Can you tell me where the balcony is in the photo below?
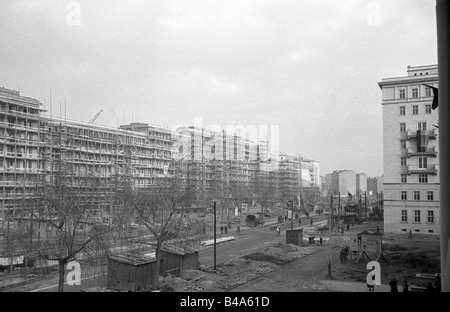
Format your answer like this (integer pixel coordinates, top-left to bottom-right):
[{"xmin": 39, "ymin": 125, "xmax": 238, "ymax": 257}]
[
  {"xmin": 407, "ymin": 146, "xmax": 438, "ymax": 157},
  {"xmin": 408, "ymin": 164, "xmax": 439, "ymax": 175},
  {"xmin": 407, "ymin": 128, "xmax": 438, "ymax": 140}
]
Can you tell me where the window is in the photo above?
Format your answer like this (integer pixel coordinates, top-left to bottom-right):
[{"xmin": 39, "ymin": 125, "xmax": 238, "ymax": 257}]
[
  {"xmin": 399, "ymin": 90, "xmax": 406, "ymax": 99},
  {"xmin": 401, "ymin": 140, "xmax": 407, "ymax": 150},
  {"xmin": 401, "ymin": 174, "xmax": 407, "ymax": 184},
  {"xmin": 400, "ymin": 123, "xmax": 406, "ymax": 132},
  {"xmin": 419, "ymin": 157, "xmax": 428, "ymax": 169},
  {"xmin": 414, "ymin": 191, "xmax": 420, "ymax": 201},
  {"xmin": 401, "ymin": 191, "xmax": 407, "ymax": 200},
  {"xmin": 400, "ymin": 106, "xmax": 406, "ymax": 116},
  {"xmin": 414, "ymin": 210, "xmax": 421, "ymax": 223},
  {"xmin": 427, "ymin": 211, "xmax": 434, "ymax": 224},
  {"xmin": 428, "ymin": 191, "xmax": 434, "ymax": 201},
  {"xmin": 401, "ymin": 210, "xmax": 408, "ymax": 223},
  {"xmin": 426, "ymin": 104, "xmax": 432, "ymax": 114},
  {"xmin": 418, "ymin": 122, "xmax": 427, "ymax": 131},
  {"xmin": 419, "ymin": 174, "xmax": 429, "ymax": 184},
  {"xmin": 425, "ymin": 87, "xmax": 432, "ymax": 97},
  {"xmin": 412, "ymin": 88, "xmax": 419, "ymax": 98},
  {"xmin": 413, "ymin": 105, "xmax": 419, "ymax": 115},
  {"xmin": 401, "ymin": 157, "xmax": 407, "ymax": 166}
]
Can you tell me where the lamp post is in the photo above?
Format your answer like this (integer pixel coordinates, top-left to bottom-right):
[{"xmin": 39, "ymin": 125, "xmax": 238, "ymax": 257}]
[{"xmin": 214, "ymin": 201, "xmax": 217, "ymax": 271}]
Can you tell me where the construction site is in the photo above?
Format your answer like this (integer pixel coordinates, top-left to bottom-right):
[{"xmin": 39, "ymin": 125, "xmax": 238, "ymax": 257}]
[{"xmin": 0, "ymin": 86, "xmax": 321, "ymax": 290}]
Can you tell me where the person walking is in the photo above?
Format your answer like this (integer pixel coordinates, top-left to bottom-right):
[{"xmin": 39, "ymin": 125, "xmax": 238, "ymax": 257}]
[
  {"xmin": 298, "ymin": 218, "xmax": 301, "ymax": 225},
  {"xmin": 220, "ymin": 225, "xmax": 223, "ymax": 234},
  {"xmin": 409, "ymin": 230, "xmax": 412, "ymax": 239},
  {"xmin": 402, "ymin": 276, "xmax": 409, "ymax": 292},
  {"xmin": 236, "ymin": 225, "xmax": 241, "ymax": 235},
  {"xmin": 310, "ymin": 218, "xmax": 313, "ymax": 226},
  {"xmin": 346, "ymin": 223, "xmax": 350, "ymax": 231},
  {"xmin": 276, "ymin": 226, "xmax": 281, "ymax": 236},
  {"xmin": 389, "ymin": 279, "xmax": 398, "ymax": 292},
  {"xmin": 319, "ymin": 237, "xmax": 323, "ymax": 245}
]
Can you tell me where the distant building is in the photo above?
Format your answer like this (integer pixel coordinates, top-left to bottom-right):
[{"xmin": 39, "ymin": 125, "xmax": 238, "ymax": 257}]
[
  {"xmin": 379, "ymin": 64, "xmax": 439, "ymax": 235},
  {"xmin": 356, "ymin": 173, "xmax": 368, "ymax": 196},
  {"xmin": 330, "ymin": 170, "xmax": 357, "ymax": 196}
]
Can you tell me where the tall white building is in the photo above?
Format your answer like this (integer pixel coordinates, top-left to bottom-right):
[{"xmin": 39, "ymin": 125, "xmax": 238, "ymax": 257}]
[{"xmin": 379, "ymin": 65, "xmax": 440, "ymax": 235}]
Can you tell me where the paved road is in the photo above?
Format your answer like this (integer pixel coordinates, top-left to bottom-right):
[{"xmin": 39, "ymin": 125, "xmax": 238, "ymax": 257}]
[{"xmin": 3, "ymin": 213, "xmax": 327, "ymax": 292}]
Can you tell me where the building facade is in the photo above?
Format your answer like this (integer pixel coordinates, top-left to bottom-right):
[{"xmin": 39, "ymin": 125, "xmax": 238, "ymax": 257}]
[{"xmin": 379, "ymin": 65, "xmax": 439, "ymax": 235}]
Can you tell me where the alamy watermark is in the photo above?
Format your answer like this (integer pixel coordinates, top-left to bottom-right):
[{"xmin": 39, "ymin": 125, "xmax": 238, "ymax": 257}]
[
  {"xmin": 366, "ymin": 261, "xmax": 381, "ymax": 286},
  {"xmin": 67, "ymin": 1, "xmax": 81, "ymax": 26},
  {"xmin": 66, "ymin": 260, "xmax": 82, "ymax": 286}
]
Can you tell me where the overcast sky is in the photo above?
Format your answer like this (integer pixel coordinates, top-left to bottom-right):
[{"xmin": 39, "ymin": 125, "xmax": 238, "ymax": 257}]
[{"xmin": 0, "ymin": 0, "xmax": 437, "ymax": 177}]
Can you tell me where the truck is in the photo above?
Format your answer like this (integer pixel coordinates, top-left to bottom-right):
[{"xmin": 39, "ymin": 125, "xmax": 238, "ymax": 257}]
[{"xmin": 245, "ymin": 213, "xmax": 265, "ymax": 227}]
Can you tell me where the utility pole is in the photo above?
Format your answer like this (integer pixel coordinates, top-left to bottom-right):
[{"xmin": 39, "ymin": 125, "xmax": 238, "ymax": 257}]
[
  {"xmin": 437, "ymin": 0, "xmax": 450, "ymax": 291},
  {"xmin": 327, "ymin": 194, "xmax": 333, "ymax": 278},
  {"xmin": 338, "ymin": 192, "xmax": 341, "ymax": 230},
  {"xmin": 359, "ymin": 194, "xmax": 362, "ymax": 223},
  {"xmin": 214, "ymin": 201, "xmax": 217, "ymax": 271},
  {"xmin": 365, "ymin": 191, "xmax": 367, "ymax": 221}
]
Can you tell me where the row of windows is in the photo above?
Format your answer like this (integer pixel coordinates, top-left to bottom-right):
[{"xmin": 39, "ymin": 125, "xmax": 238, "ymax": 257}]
[
  {"xmin": 401, "ymin": 209, "xmax": 434, "ymax": 224},
  {"xmin": 399, "ymin": 104, "xmax": 433, "ymax": 116},
  {"xmin": 398, "ymin": 87, "xmax": 432, "ymax": 100},
  {"xmin": 399, "ymin": 122, "xmax": 428, "ymax": 132},
  {"xmin": 400, "ymin": 174, "xmax": 429, "ymax": 183},
  {"xmin": 400, "ymin": 190, "xmax": 434, "ymax": 201}
]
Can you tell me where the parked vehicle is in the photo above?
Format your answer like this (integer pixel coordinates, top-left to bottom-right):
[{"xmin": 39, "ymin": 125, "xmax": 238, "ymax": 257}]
[{"xmin": 245, "ymin": 213, "xmax": 265, "ymax": 227}]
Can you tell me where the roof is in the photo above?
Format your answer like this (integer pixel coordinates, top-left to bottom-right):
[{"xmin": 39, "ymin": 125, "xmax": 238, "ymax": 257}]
[
  {"xmin": 109, "ymin": 254, "xmax": 156, "ymax": 266},
  {"xmin": 161, "ymin": 245, "xmax": 199, "ymax": 256}
]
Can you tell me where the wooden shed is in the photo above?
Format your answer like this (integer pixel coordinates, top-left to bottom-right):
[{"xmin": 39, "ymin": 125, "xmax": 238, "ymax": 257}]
[
  {"xmin": 160, "ymin": 246, "xmax": 199, "ymax": 277},
  {"xmin": 107, "ymin": 254, "xmax": 157, "ymax": 292},
  {"xmin": 285, "ymin": 228, "xmax": 303, "ymax": 246}
]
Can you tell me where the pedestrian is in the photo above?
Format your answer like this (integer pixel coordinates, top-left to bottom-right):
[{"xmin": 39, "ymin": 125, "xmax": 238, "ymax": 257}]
[
  {"xmin": 320, "ymin": 237, "xmax": 323, "ymax": 245},
  {"xmin": 340, "ymin": 249, "xmax": 345, "ymax": 264},
  {"xmin": 203, "ymin": 225, "xmax": 206, "ymax": 234},
  {"xmin": 220, "ymin": 225, "xmax": 223, "ymax": 234},
  {"xmin": 277, "ymin": 226, "xmax": 281, "ymax": 236},
  {"xmin": 389, "ymin": 279, "xmax": 398, "ymax": 292},
  {"xmin": 298, "ymin": 218, "xmax": 301, "ymax": 225},
  {"xmin": 426, "ymin": 282, "xmax": 435, "ymax": 292},
  {"xmin": 224, "ymin": 225, "xmax": 228, "ymax": 234},
  {"xmin": 285, "ymin": 215, "xmax": 287, "ymax": 221},
  {"xmin": 367, "ymin": 283, "xmax": 375, "ymax": 292},
  {"xmin": 341, "ymin": 226, "xmax": 344, "ymax": 235},
  {"xmin": 377, "ymin": 225, "xmax": 380, "ymax": 233},
  {"xmin": 402, "ymin": 276, "xmax": 409, "ymax": 292},
  {"xmin": 310, "ymin": 218, "xmax": 313, "ymax": 225},
  {"xmin": 409, "ymin": 230, "xmax": 412, "ymax": 239},
  {"xmin": 236, "ymin": 225, "xmax": 240, "ymax": 234},
  {"xmin": 347, "ymin": 223, "xmax": 350, "ymax": 231},
  {"xmin": 435, "ymin": 274, "xmax": 441, "ymax": 292}
]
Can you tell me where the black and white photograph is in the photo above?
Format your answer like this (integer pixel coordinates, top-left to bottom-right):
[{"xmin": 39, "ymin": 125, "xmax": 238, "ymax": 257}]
[{"xmin": 0, "ymin": 0, "xmax": 448, "ymax": 300}]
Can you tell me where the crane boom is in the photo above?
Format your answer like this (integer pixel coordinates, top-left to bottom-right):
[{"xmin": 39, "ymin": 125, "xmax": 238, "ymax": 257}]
[{"xmin": 89, "ymin": 110, "xmax": 103, "ymax": 124}]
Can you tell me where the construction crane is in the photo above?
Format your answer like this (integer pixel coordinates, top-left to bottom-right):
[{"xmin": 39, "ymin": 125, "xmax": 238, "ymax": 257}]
[{"xmin": 89, "ymin": 110, "xmax": 103, "ymax": 124}]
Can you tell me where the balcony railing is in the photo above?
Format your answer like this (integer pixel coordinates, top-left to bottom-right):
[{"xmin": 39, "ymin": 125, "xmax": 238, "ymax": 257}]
[
  {"xmin": 407, "ymin": 146, "xmax": 438, "ymax": 157},
  {"xmin": 408, "ymin": 164, "xmax": 439, "ymax": 175},
  {"xmin": 407, "ymin": 128, "xmax": 438, "ymax": 140}
]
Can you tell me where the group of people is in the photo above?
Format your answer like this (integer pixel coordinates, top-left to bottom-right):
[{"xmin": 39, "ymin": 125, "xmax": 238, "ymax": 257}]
[{"xmin": 220, "ymin": 222, "xmax": 232, "ymax": 234}]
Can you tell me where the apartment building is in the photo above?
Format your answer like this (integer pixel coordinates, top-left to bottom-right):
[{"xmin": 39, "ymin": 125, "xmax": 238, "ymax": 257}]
[
  {"xmin": 0, "ymin": 88, "xmax": 177, "ymax": 221},
  {"xmin": 379, "ymin": 65, "xmax": 439, "ymax": 235},
  {"xmin": 0, "ymin": 87, "xmax": 41, "ymax": 219}
]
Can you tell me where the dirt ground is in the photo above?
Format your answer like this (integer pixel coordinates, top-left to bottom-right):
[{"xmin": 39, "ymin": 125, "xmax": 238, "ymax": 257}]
[
  {"xmin": 328, "ymin": 221, "xmax": 440, "ymax": 288},
  {"xmin": 159, "ymin": 220, "xmax": 441, "ymax": 292},
  {"xmin": 158, "ymin": 242, "xmax": 316, "ymax": 292}
]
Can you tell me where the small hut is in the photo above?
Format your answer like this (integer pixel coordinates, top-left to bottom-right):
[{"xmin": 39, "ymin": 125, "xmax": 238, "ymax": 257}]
[
  {"xmin": 285, "ymin": 228, "xmax": 303, "ymax": 246},
  {"xmin": 107, "ymin": 254, "xmax": 157, "ymax": 292},
  {"xmin": 160, "ymin": 245, "xmax": 199, "ymax": 277}
]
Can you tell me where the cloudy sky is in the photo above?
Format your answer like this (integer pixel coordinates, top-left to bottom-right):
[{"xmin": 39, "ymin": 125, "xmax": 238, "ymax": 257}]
[{"xmin": 0, "ymin": 0, "xmax": 437, "ymax": 177}]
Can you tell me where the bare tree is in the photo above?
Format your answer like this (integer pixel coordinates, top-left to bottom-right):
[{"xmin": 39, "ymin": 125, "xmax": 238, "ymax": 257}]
[
  {"xmin": 28, "ymin": 174, "xmax": 121, "ymax": 292},
  {"xmin": 126, "ymin": 160, "xmax": 198, "ymax": 290}
]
